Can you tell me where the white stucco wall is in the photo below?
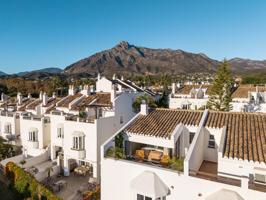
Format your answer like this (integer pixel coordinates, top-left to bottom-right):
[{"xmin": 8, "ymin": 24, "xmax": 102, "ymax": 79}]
[{"xmin": 101, "ymin": 158, "xmax": 266, "ymax": 200}]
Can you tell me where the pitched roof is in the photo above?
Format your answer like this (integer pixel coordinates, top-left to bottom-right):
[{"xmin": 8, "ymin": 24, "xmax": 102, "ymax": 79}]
[
  {"xmin": 232, "ymin": 85, "xmax": 266, "ymax": 98},
  {"xmin": 125, "ymin": 109, "xmax": 203, "ymax": 138},
  {"xmin": 57, "ymin": 93, "xmax": 83, "ymax": 108},
  {"xmin": 205, "ymin": 111, "xmax": 266, "ymax": 163},
  {"xmin": 176, "ymin": 85, "xmax": 212, "ymax": 95},
  {"xmin": 71, "ymin": 93, "xmax": 112, "ymax": 111}
]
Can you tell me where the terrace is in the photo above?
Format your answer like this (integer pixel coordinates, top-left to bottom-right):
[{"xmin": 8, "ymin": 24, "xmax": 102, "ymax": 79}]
[{"xmin": 105, "ymin": 139, "xmax": 184, "ymax": 172}]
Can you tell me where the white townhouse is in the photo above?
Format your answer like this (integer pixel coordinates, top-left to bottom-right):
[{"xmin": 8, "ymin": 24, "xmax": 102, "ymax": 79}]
[
  {"xmin": 231, "ymin": 85, "xmax": 266, "ymax": 112},
  {"xmin": 169, "ymin": 83, "xmax": 211, "ymax": 110},
  {"xmin": 0, "ymin": 74, "xmax": 145, "ymax": 181},
  {"xmin": 49, "ymin": 80, "xmax": 141, "ymax": 179},
  {"xmin": 101, "ymin": 104, "xmax": 266, "ymax": 200}
]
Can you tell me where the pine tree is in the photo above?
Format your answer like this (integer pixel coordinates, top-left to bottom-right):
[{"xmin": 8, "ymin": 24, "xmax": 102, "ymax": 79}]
[{"xmin": 207, "ymin": 60, "xmax": 233, "ymax": 111}]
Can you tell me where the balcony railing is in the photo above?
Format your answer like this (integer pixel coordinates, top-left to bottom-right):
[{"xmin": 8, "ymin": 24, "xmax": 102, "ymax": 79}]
[{"xmin": 104, "ymin": 146, "xmax": 184, "ymax": 172}]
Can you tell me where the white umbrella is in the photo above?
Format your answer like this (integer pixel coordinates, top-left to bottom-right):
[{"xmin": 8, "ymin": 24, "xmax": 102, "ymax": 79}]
[
  {"xmin": 131, "ymin": 171, "xmax": 169, "ymax": 199},
  {"xmin": 205, "ymin": 189, "xmax": 244, "ymax": 200}
]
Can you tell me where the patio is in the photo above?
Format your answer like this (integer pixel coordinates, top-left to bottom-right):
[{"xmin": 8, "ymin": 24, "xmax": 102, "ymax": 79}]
[{"xmin": 46, "ymin": 172, "xmax": 98, "ymax": 200}]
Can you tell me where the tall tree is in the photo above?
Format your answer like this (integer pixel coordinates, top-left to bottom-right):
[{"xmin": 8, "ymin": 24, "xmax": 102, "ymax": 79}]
[{"xmin": 207, "ymin": 60, "xmax": 233, "ymax": 111}]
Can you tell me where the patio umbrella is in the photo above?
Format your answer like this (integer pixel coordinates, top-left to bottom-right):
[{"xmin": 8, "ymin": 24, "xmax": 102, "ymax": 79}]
[
  {"xmin": 205, "ymin": 189, "xmax": 244, "ymax": 200},
  {"xmin": 130, "ymin": 171, "xmax": 169, "ymax": 199}
]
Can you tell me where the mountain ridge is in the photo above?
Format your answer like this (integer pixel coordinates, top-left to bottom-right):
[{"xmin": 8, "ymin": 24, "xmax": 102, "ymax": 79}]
[{"xmin": 64, "ymin": 41, "xmax": 266, "ymax": 76}]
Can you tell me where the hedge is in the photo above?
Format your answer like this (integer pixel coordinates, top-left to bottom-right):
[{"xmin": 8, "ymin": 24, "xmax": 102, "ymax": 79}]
[
  {"xmin": 5, "ymin": 162, "xmax": 61, "ymax": 200},
  {"xmin": 83, "ymin": 186, "xmax": 100, "ymax": 200}
]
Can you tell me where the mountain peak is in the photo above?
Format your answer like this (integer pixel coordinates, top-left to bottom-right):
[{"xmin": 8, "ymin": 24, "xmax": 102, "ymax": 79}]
[{"xmin": 115, "ymin": 41, "xmax": 131, "ymax": 50}]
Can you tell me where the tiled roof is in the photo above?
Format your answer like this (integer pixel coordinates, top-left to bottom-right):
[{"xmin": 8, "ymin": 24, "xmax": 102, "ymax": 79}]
[
  {"xmin": 71, "ymin": 95, "xmax": 97, "ymax": 111},
  {"xmin": 205, "ymin": 111, "xmax": 266, "ymax": 163},
  {"xmin": 125, "ymin": 109, "xmax": 203, "ymax": 138},
  {"xmin": 18, "ymin": 99, "xmax": 36, "ymax": 111},
  {"xmin": 43, "ymin": 98, "xmax": 61, "ymax": 107},
  {"xmin": 71, "ymin": 93, "xmax": 112, "ymax": 110},
  {"xmin": 57, "ymin": 93, "xmax": 83, "ymax": 108},
  {"xmin": 176, "ymin": 85, "xmax": 212, "ymax": 95},
  {"xmin": 26, "ymin": 99, "xmax": 42, "ymax": 110},
  {"xmin": 232, "ymin": 85, "xmax": 266, "ymax": 98}
]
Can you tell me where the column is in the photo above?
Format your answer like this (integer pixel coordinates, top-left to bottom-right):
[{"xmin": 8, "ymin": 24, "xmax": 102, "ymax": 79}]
[{"xmin": 63, "ymin": 156, "xmax": 70, "ymax": 176}]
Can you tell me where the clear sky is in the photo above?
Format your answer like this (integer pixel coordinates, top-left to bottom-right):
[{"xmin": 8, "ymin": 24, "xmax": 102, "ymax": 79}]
[{"xmin": 0, "ymin": 0, "xmax": 266, "ymax": 74}]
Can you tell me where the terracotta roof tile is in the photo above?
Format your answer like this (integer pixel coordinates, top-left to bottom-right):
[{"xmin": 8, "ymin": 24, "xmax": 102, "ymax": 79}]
[
  {"xmin": 232, "ymin": 85, "xmax": 266, "ymax": 98},
  {"xmin": 125, "ymin": 109, "xmax": 203, "ymax": 138},
  {"xmin": 205, "ymin": 111, "xmax": 266, "ymax": 163}
]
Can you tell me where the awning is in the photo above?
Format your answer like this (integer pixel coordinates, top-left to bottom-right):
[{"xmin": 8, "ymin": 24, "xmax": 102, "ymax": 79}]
[
  {"xmin": 72, "ymin": 131, "xmax": 85, "ymax": 137},
  {"xmin": 130, "ymin": 171, "xmax": 169, "ymax": 199},
  {"xmin": 205, "ymin": 189, "xmax": 244, "ymax": 200}
]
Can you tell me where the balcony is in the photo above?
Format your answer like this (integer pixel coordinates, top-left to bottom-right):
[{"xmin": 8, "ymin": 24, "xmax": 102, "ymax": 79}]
[
  {"xmin": 105, "ymin": 144, "xmax": 184, "ymax": 172},
  {"xmin": 70, "ymin": 148, "xmax": 86, "ymax": 159},
  {"xmin": 28, "ymin": 140, "xmax": 39, "ymax": 149}
]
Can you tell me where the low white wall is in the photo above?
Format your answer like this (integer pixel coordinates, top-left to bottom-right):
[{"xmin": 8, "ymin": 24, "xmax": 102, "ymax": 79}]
[{"xmin": 101, "ymin": 158, "xmax": 266, "ymax": 200}]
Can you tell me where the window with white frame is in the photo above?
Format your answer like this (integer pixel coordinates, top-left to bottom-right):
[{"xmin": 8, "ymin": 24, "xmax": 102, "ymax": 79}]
[
  {"xmin": 72, "ymin": 136, "xmax": 85, "ymax": 150},
  {"xmin": 189, "ymin": 132, "xmax": 195, "ymax": 144},
  {"xmin": 4, "ymin": 123, "xmax": 11, "ymax": 134},
  {"xmin": 29, "ymin": 129, "xmax": 38, "ymax": 142},
  {"xmin": 137, "ymin": 194, "xmax": 152, "ymax": 200},
  {"xmin": 255, "ymin": 173, "xmax": 266, "ymax": 184},
  {"xmin": 208, "ymin": 134, "xmax": 215, "ymax": 148},
  {"xmin": 57, "ymin": 126, "xmax": 64, "ymax": 138}
]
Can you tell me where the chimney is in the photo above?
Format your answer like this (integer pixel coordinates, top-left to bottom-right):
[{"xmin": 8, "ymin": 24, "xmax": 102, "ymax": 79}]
[
  {"xmin": 68, "ymin": 85, "xmax": 75, "ymax": 95},
  {"xmin": 17, "ymin": 92, "xmax": 23, "ymax": 105},
  {"xmin": 177, "ymin": 82, "xmax": 181, "ymax": 88},
  {"xmin": 81, "ymin": 85, "xmax": 90, "ymax": 96},
  {"xmin": 140, "ymin": 100, "xmax": 148, "ymax": 115},
  {"xmin": 172, "ymin": 83, "xmax": 176, "ymax": 94},
  {"xmin": 97, "ymin": 73, "xmax": 101, "ymax": 81},
  {"xmin": 90, "ymin": 85, "xmax": 94, "ymax": 93},
  {"xmin": 112, "ymin": 74, "xmax": 116, "ymax": 80},
  {"xmin": 121, "ymin": 76, "xmax": 124, "ymax": 81},
  {"xmin": 52, "ymin": 92, "xmax": 56, "ymax": 98},
  {"xmin": 111, "ymin": 84, "xmax": 116, "ymax": 103},
  {"xmin": 39, "ymin": 91, "xmax": 43, "ymax": 100},
  {"xmin": 42, "ymin": 92, "xmax": 48, "ymax": 106},
  {"xmin": 28, "ymin": 93, "xmax": 32, "ymax": 99}
]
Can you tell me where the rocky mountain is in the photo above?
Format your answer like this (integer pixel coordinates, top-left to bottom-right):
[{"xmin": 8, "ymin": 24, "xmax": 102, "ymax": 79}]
[
  {"xmin": 64, "ymin": 41, "xmax": 266, "ymax": 76},
  {"xmin": 65, "ymin": 41, "xmax": 220, "ymax": 76},
  {"xmin": 228, "ymin": 58, "xmax": 266, "ymax": 73}
]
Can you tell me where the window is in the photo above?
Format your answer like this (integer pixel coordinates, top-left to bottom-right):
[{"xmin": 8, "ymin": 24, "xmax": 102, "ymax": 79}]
[
  {"xmin": 189, "ymin": 132, "xmax": 195, "ymax": 144},
  {"xmin": 255, "ymin": 174, "xmax": 266, "ymax": 184},
  {"xmin": 29, "ymin": 130, "xmax": 38, "ymax": 142},
  {"xmin": 72, "ymin": 136, "xmax": 85, "ymax": 150},
  {"xmin": 120, "ymin": 116, "xmax": 124, "ymax": 124},
  {"xmin": 57, "ymin": 127, "xmax": 64, "ymax": 138},
  {"xmin": 208, "ymin": 134, "xmax": 215, "ymax": 148},
  {"xmin": 156, "ymin": 197, "xmax": 166, "ymax": 200},
  {"xmin": 137, "ymin": 194, "xmax": 152, "ymax": 200},
  {"xmin": 4, "ymin": 123, "xmax": 11, "ymax": 134}
]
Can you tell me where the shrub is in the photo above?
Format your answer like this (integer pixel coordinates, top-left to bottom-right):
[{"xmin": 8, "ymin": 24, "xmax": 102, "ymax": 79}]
[
  {"xmin": 169, "ymin": 157, "xmax": 184, "ymax": 172},
  {"xmin": 5, "ymin": 162, "xmax": 60, "ymax": 200},
  {"xmin": 106, "ymin": 147, "xmax": 125, "ymax": 159},
  {"xmin": 83, "ymin": 186, "xmax": 100, "ymax": 200}
]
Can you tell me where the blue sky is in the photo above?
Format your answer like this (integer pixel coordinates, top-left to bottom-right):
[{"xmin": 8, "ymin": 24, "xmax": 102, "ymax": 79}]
[{"xmin": 0, "ymin": 0, "xmax": 266, "ymax": 74}]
